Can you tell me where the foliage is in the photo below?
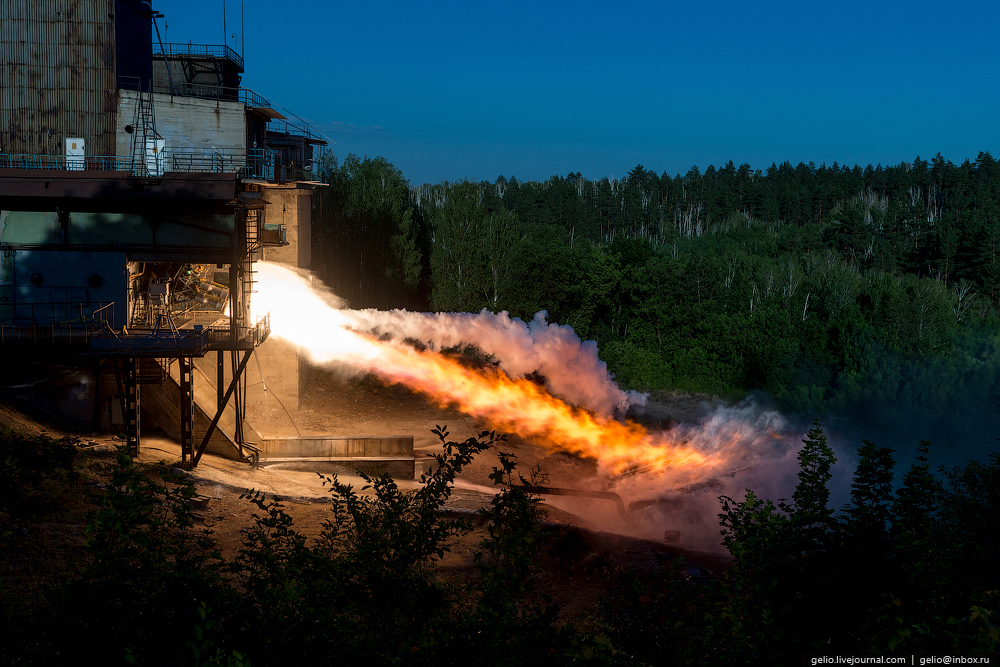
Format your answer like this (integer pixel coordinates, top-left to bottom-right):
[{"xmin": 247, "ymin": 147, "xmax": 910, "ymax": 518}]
[
  {"xmin": 50, "ymin": 447, "xmax": 224, "ymax": 665},
  {"xmin": 452, "ymin": 451, "xmax": 563, "ymax": 658},
  {"xmin": 0, "ymin": 424, "xmax": 77, "ymax": 528},
  {"xmin": 783, "ymin": 421, "xmax": 837, "ymax": 542},
  {"xmin": 315, "ymin": 153, "xmax": 1000, "ymax": 456},
  {"xmin": 18, "ymin": 428, "xmax": 629, "ymax": 666},
  {"xmin": 716, "ymin": 426, "xmax": 999, "ymax": 663},
  {"xmin": 313, "ymin": 153, "xmax": 428, "ymax": 309},
  {"xmin": 3, "ymin": 419, "xmax": 998, "ymax": 666},
  {"xmin": 424, "ymin": 180, "xmax": 524, "ymax": 312}
]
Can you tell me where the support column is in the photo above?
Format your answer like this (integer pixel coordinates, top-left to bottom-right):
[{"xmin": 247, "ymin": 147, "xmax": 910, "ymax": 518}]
[
  {"xmin": 217, "ymin": 350, "xmax": 224, "ymax": 410},
  {"xmin": 179, "ymin": 355, "xmax": 194, "ymax": 462},
  {"xmin": 231, "ymin": 349, "xmax": 244, "ymax": 445},
  {"xmin": 91, "ymin": 358, "xmax": 103, "ymax": 430},
  {"xmin": 124, "ymin": 357, "xmax": 140, "ymax": 456}
]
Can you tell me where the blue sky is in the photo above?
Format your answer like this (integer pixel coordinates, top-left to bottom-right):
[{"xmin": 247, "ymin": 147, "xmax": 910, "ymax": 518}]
[{"xmin": 159, "ymin": 0, "xmax": 1000, "ymax": 185}]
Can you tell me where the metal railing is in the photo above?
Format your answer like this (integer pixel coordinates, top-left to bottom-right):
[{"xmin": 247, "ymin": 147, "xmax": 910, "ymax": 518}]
[
  {"xmin": 165, "ymin": 147, "xmax": 245, "ymax": 174},
  {"xmin": 245, "ymin": 148, "xmax": 276, "ymax": 180},
  {"xmin": 2, "ymin": 301, "xmax": 116, "ymax": 327},
  {"xmin": 0, "ymin": 301, "xmax": 116, "ymax": 345},
  {"xmin": 266, "ymin": 120, "xmax": 328, "ymax": 145},
  {"xmin": 205, "ymin": 313, "xmax": 270, "ymax": 349},
  {"xmin": 89, "ymin": 327, "xmax": 212, "ymax": 355},
  {"xmin": 118, "ymin": 76, "xmax": 271, "ymax": 108},
  {"xmin": 0, "ymin": 147, "xmax": 275, "ymax": 180},
  {"xmin": 240, "ymin": 89, "xmax": 272, "ymax": 109},
  {"xmin": 154, "ymin": 43, "xmax": 244, "ymax": 71},
  {"xmin": 0, "ymin": 154, "xmax": 131, "ymax": 172},
  {"xmin": 166, "ymin": 147, "xmax": 275, "ymax": 180}
]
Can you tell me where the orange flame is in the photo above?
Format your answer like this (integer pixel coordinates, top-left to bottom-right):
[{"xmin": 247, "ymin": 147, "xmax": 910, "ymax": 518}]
[
  {"xmin": 354, "ymin": 340, "xmax": 712, "ymax": 476},
  {"xmin": 253, "ymin": 262, "xmax": 772, "ymax": 481}
]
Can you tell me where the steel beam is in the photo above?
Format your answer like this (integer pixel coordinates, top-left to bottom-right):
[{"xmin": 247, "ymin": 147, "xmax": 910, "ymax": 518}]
[
  {"xmin": 179, "ymin": 355, "xmax": 194, "ymax": 462},
  {"xmin": 217, "ymin": 350, "xmax": 224, "ymax": 409},
  {"xmin": 192, "ymin": 348, "xmax": 252, "ymax": 466},
  {"xmin": 124, "ymin": 357, "xmax": 140, "ymax": 456}
]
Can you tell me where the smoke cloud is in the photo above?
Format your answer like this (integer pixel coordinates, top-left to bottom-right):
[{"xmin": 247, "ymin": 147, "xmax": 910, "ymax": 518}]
[
  {"xmin": 545, "ymin": 402, "xmax": 859, "ymax": 552},
  {"xmin": 254, "ymin": 263, "xmax": 642, "ymax": 416},
  {"xmin": 254, "ymin": 262, "xmax": 862, "ymax": 552},
  {"xmin": 343, "ymin": 308, "xmax": 646, "ymax": 417}
]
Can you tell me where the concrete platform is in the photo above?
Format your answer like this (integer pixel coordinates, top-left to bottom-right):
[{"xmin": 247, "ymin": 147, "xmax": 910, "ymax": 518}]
[
  {"xmin": 257, "ymin": 457, "xmax": 415, "ymax": 479},
  {"xmin": 254, "ymin": 434, "xmax": 415, "ymax": 478}
]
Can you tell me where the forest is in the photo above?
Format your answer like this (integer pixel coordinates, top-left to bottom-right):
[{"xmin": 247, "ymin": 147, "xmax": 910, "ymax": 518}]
[
  {"xmin": 5, "ymin": 152, "xmax": 1000, "ymax": 665},
  {"xmin": 312, "ymin": 152, "xmax": 1000, "ymax": 461}
]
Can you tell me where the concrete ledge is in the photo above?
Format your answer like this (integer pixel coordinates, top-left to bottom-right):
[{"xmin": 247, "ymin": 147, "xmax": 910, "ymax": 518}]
[
  {"xmin": 259, "ymin": 457, "xmax": 415, "ymax": 479},
  {"xmin": 258, "ymin": 456, "xmax": 415, "ymax": 462},
  {"xmin": 258, "ymin": 435, "xmax": 414, "ymax": 459}
]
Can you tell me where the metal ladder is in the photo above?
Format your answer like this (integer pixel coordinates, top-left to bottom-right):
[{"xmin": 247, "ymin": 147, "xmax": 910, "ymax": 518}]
[
  {"xmin": 129, "ymin": 84, "xmax": 160, "ymax": 180},
  {"xmin": 242, "ymin": 208, "xmax": 260, "ymax": 323}
]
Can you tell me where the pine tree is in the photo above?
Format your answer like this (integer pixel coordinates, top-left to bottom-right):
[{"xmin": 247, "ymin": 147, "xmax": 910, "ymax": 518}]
[
  {"xmin": 845, "ymin": 439, "xmax": 895, "ymax": 537},
  {"xmin": 786, "ymin": 421, "xmax": 837, "ymax": 545}
]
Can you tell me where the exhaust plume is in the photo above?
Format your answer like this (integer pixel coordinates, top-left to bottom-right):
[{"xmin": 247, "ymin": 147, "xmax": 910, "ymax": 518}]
[
  {"xmin": 252, "ymin": 262, "xmax": 828, "ymax": 548},
  {"xmin": 343, "ymin": 308, "xmax": 645, "ymax": 417}
]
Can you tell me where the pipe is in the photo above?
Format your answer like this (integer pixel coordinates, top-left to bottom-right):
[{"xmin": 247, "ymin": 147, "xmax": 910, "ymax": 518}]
[{"xmin": 520, "ymin": 485, "xmax": 627, "ymax": 518}]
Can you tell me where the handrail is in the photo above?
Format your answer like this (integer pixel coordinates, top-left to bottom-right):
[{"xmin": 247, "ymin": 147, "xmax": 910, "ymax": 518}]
[
  {"xmin": 0, "ymin": 154, "xmax": 130, "ymax": 172},
  {"xmin": 153, "ymin": 42, "xmax": 244, "ymax": 72},
  {"xmin": 117, "ymin": 76, "xmax": 271, "ymax": 108},
  {"xmin": 240, "ymin": 89, "xmax": 272, "ymax": 109},
  {"xmin": 266, "ymin": 120, "xmax": 328, "ymax": 145},
  {"xmin": 2, "ymin": 301, "xmax": 116, "ymax": 326},
  {"xmin": 0, "ymin": 147, "xmax": 275, "ymax": 180},
  {"xmin": 165, "ymin": 146, "xmax": 274, "ymax": 180},
  {"xmin": 204, "ymin": 313, "xmax": 270, "ymax": 348},
  {"xmin": 0, "ymin": 301, "xmax": 117, "ymax": 345}
]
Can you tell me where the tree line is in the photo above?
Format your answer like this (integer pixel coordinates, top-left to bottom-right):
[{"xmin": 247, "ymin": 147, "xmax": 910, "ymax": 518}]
[{"xmin": 311, "ymin": 152, "xmax": 1000, "ymax": 451}]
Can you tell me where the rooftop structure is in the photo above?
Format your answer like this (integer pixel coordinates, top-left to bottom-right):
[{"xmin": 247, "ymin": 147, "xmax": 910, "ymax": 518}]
[{"xmin": 0, "ymin": 0, "xmax": 326, "ymax": 464}]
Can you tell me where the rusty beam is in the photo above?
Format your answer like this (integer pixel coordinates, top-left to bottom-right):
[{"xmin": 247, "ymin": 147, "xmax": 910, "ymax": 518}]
[
  {"xmin": 123, "ymin": 357, "xmax": 140, "ymax": 457},
  {"xmin": 179, "ymin": 356, "xmax": 194, "ymax": 462},
  {"xmin": 0, "ymin": 171, "xmax": 238, "ymax": 200},
  {"xmin": 192, "ymin": 348, "xmax": 252, "ymax": 466}
]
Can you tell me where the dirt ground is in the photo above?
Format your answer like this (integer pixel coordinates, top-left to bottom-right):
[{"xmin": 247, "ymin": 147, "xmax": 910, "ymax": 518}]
[{"xmin": 1, "ymin": 370, "xmax": 732, "ymax": 623}]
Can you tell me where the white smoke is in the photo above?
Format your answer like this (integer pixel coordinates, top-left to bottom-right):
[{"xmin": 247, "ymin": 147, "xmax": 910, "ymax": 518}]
[
  {"xmin": 542, "ymin": 402, "xmax": 859, "ymax": 552},
  {"xmin": 253, "ymin": 262, "xmax": 862, "ymax": 552},
  {"xmin": 340, "ymin": 309, "xmax": 646, "ymax": 418},
  {"xmin": 254, "ymin": 263, "xmax": 644, "ymax": 417}
]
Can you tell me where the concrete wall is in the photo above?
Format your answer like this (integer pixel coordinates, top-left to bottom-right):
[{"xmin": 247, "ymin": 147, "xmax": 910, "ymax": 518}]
[
  {"xmin": 258, "ymin": 435, "xmax": 415, "ymax": 478},
  {"xmin": 233, "ymin": 182, "xmax": 315, "ymax": 428},
  {"xmin": 192, "ymin": 340, "xmax": 304, "ymax": 435},
  {"xmin": 244, "ymin": 337, "xmax": 304, "ymax": 413},
  {"xmin": 141, "ymin": 357, "xmax": 254, "ymax": 461},
  {"xmin": 116, "ymin": 90, "xmax": 246, "ymax": 158},
  {"xmin": 258, "ymin": 435, "xmax": 413, "ymax": 459},
  {"xmin": 259, "ymin": 183, "xmax": 312, "ymax": 270}
]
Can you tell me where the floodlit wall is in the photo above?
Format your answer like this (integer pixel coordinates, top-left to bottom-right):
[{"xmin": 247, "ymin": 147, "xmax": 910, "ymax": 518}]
[
  {"xmin": 115, "ymin": 90, "xmax": 246, "ymax": 160},
  {"xmin": 254, "ymin": 183, "xmax": 313, "ymax": 421},
  {"xmin": 260, "ymin": 183, "xmax": 312, "ymax": 270},
  {"xmin": 192, "ymin": 183, "xmax": 316, "ymax": 432}
]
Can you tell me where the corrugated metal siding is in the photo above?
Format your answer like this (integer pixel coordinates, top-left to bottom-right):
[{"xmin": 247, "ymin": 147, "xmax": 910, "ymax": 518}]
[{"xmin": 0, "ymin": 0, "xmax": 117, "ymax": 156}]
